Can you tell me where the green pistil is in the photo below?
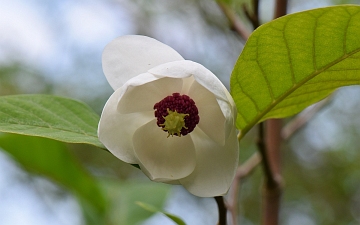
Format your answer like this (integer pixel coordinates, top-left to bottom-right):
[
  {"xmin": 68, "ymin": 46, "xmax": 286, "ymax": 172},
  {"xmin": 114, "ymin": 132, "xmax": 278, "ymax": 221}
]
[{"xmin": 160, "ymin": 109, "xmax": 189, "ymax": 137}]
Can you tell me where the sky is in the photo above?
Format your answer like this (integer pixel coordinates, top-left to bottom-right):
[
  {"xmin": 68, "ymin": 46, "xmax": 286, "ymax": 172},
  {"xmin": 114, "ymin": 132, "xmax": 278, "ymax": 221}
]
[{"xmin": 0, "ymin": 0, "xmax": 127, "ymax": 66}]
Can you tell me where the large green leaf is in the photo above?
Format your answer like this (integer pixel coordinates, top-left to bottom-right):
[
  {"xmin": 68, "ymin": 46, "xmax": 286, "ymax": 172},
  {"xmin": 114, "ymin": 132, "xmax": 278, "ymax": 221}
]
[
  {"xmin": 0, "ymin": 134, "xmax": 107, "ymax": 224},
  {"xmin": 0, "ymin": 95, "xmax": 104, "ymax": 149},
  {"xmin": 231, "ymin": 5, "xmax": 360, "ymax": 138}
]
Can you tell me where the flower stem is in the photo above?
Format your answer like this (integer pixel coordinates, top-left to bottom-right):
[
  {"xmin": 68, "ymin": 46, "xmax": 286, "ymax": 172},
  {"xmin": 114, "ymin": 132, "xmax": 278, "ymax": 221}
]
[{"xmin": 215, "ymin": 196, "xmax": 227, "ymax": 225}]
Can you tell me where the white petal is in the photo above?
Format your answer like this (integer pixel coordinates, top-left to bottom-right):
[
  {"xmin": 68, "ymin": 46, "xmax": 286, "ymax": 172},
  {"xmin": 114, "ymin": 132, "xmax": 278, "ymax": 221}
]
[
  {"xmin": 133, "ymin": 120, "xmax": 196, "ymax": 182},
  {"xmin": 188, "ymin": 80, "xmax": 227, "ymax": 145},
  {"xmin": 118, "ymin": 75, "xmax": 183, "ymax": 114},
  {"xmin": 148, "ymin": 60, "xmax": 237, "ymax": 144},
  {"xmin": 179, "ymin": 126, "xmax": 239, "ymax": 197},
  {"xmin": 102, "ymin": 35, "xmax": 184, "ymax": 90},
  {"xmin": 221, "ymin": 89, "xmax": 237, "ymax": 138},
  {"xmin": 149, "ymin": 61, "xmax": 237, "ymax": 136},
  {"xmin": 148, "ymin": 60, "xmax": 229, "ymax": 103},
  {"xmin": 98, "ymin": 88, "xmax": 154, "ymax": 163}
]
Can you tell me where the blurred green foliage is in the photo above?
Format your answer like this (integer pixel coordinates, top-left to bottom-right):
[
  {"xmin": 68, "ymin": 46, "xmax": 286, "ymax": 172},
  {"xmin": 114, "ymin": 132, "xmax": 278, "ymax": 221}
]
[
  {"xmin": 0, "ymin": 134, "xmax": 107, "ymax": 224},
  {"xmin": 136, "ymin": 202, "xmax": 186, "ymax": 225},
  {"xmin": 106, "ymin": 182, "xmax": 171, "ymax": 225}
]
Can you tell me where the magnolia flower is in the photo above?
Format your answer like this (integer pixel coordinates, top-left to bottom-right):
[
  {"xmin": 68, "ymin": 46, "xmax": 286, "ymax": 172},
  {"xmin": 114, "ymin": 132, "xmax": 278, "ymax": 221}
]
[{"xmin": 98, "ymin": 35, "xmax": 239, "ymax": 197}]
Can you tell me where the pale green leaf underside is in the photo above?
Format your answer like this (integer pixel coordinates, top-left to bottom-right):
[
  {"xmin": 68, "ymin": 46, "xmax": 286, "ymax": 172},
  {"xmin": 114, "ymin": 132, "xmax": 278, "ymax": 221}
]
[
  {"xmin": 136, "ymin": 201, "xmax": 186, "ymax": 225},
  {"xmin": 0, "ymin": 95, "xmax": 105, "ymax": 149},
  {"xmin": 231, "ymin": 5, "xmax": 360, "ymax": 138}
]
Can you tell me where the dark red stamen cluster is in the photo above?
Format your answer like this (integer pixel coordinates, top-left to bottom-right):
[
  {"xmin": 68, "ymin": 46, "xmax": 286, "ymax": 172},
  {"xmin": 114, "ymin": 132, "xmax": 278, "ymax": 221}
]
[{"xmin": 154, "ymin": 93, "xmax": 199, "ymax": 136}]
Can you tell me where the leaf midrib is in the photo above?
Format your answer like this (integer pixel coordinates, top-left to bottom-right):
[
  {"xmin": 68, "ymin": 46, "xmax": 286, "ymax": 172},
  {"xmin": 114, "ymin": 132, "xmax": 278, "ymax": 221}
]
[
  {"xmin": 0, "ymin": 122, "xmax": 105, "ymax": 149},
  {"xmin": 0, "ymin": 95, "xmax": 99, "ymax": 137},
  {"xmin": 239, "ymin": 47, "xmax": 360, "ymax": 139},
  {"xmin": 0, "ymin": 121, "xmax": 98, "ymax": 138},
  {"xmin": 0, "ymin": 98, "xmax": 97, "ymax": 134}
]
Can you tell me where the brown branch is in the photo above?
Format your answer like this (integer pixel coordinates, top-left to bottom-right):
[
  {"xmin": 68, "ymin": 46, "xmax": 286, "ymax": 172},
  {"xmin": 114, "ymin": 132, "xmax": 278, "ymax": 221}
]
[
  {"xmin": 257, "ymin": 122, "xmax": 277, "ymax": 188},
  {"xmin": 216, "ymin": 1, "xmax": 262, "ymax": 224},
  {"xmin": 253, "ymin": 0, "xmax": 260, "ymax": 23},
  {"xmin": 217, "ymin": 1, "xmax": 286, "ymax": 225},
  {"xmin": 215, "ymin": 196, "xmax": 227, "ymax": 225},
  {"xmin": 261, "ymin": 119, "xmax": 283, "ymax": 225},
  {"xmin": 243, "ymin": 0, "xmax": 260, "ymax": 29},
  {"xmin": 217, "ymin": 1, "xmax": 251, "ymax": 40},
  {"xmin": 228, "ymin": 153, "xmax": 262, "ymax": 225},
  {"xmin": 258, "ymin": 2, "xmax": 288, "ymax": 225},
  {"xmin": 274, "ymin": 0, "xmax": 288, "ymax": 19}
]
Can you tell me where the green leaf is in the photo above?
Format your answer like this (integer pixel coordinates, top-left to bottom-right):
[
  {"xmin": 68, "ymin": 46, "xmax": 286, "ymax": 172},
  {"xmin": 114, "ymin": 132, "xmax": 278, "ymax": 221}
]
[
  {"xmin": 0, "ymin": 134, "xmax": 107, "ymax": 224},
  {"xmin": 136, "ymin": 201, "xmax": 186, "ymax": 225},
  {"xmin": 104, "ymin": 180, "xmax": 172, "ymax": 225},
  {"xmin": 230, "ymin": 5, "xmax": 360, "ymax": 138},
  {"xmin": 0, "ymin": 94, "xmax": 105, "ymax": 149}
]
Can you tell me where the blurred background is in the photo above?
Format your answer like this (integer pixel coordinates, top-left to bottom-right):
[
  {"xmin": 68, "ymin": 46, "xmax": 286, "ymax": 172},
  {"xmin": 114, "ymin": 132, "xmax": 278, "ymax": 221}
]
[{"xmin": 1, "ymin": 0, "xmax": 360, "ymax": 224}]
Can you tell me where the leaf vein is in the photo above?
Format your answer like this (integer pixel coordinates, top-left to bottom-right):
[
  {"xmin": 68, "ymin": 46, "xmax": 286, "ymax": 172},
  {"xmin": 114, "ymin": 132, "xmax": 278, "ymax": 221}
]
[
  {"xmin": 25, "ymin": 98, "xmax": 90, "ymax": 135},
  {"xmin": 312, "ymin": 16, "xmax": 318, "ymax": 71},
  {"xmin": 343, "ymin": 11, "xmax": 351, "ymax": 54},
  {"xmin": 0, "ymin": 122, "xmax": 98, "ymax": 138},
  {"xmin": 283, "ymin": 18, "xmax": 296, "ymax": 84},
  {"xmin": 52, "ymin": 99, "xmax": 98, "ymax": 131},
  {"xmin": 306, "ymin": 78, "xmax": 360, "ymax": 85},
  {"xmin": 243, "ymin": 47, "xmax": 360, "ymax": 135},
  {"xmin": 237, "ymin": 109, "xmax": 250, "ymax": 124},
  {"xmin": 233, "ymin": 83, "xmax": 261, "ymax": 112},
  {"xmin": 1, "ymin": 99, "xmax": 55, "ymax": 129}
]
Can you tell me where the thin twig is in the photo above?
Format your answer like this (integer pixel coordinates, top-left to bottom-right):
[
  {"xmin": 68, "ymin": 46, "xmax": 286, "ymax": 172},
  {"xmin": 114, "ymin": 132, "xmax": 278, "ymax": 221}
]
[
  {"xmin": 253, "ymin": 0, "xmax": 260, "ymax": 24},
  {"xmin": 243, "ymin": 0, "xmax": 260, "ymax": 29},
  {"xmin": 217, "ymin": 1, "xmax": 251, "ymax": 40},
  {"xmin": 215, "ymin": 196, "xmax": 227, "ymax": 225},
  {"xmin": 228, "ymin": 152, "xmax": 262, "ymax": 225},
  {"xmin": 281, "ymin": 97, "xmax": 333, "ymax": 140}
]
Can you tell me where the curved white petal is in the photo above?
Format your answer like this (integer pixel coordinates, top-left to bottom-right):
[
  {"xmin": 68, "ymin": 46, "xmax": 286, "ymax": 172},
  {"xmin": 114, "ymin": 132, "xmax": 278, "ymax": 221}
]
[
  {"xmin": 149, "ymin": 60, "xmax": 236, "ymax": 145},
  {"xmin": 102, "ymin": 35, "xmax": 184, "ymax": 90},
  {"xmin": 148, "ymin": 60, "xmax": 229, "ymax": 102},
  {"xmin": 98, "ymin": 87, "xmax": 154, "ymax": 163},
  {"xmin": 188, "ymin": 80, "xmax": 227, "ymax": 145},
  {"xmin": 149, "ymin": 61, "xmax": 237, "ymax": 135},
  {"xmin": 118, "ymin": 75, "xmax": 183, "ymax": 114},
  {"xmin": 179, "ymin": 126, "xmax": 239, "ymax": 197},
  {"xmin": 222, "ymin": 89, "xmax": 237, "ymax": 138},
  {"xmin": 133, "ymin": 120, "xmax": 196, "ymax": 182}
]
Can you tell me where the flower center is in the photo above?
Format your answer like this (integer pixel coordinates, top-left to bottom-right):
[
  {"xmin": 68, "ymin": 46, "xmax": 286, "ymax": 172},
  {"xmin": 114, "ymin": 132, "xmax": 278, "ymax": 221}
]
[{"xmin": 154, "ymin": 93, "xmax": 199, "ymax": 137}]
